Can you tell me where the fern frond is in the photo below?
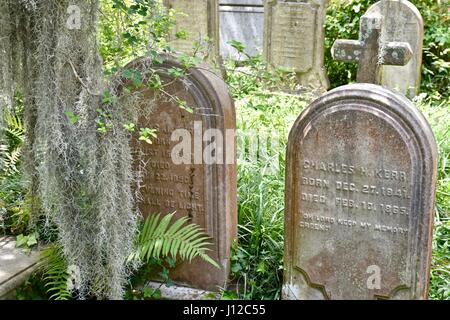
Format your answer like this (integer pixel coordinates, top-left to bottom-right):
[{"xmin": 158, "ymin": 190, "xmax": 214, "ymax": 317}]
[
  {"xmin": 4, "ymin": 112, "xmax": 25, "ymax": 143},
  {"xmin": 38, "ymin": 244, "xmax": 72, "ymax": 300},
  {"xmin": 129, "ymin": 213, "xmax": 220, "ymax": 269},
  {"xmin": 2, "ymin": 146, "xmax": 22, "ymax": 175},
  {"xmin": 0, "ymin": 111, "xmax": 25, "ymax": 177}
]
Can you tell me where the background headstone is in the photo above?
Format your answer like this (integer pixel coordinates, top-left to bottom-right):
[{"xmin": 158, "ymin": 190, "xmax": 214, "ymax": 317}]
[
  {"xmin": 122, "ymin": 55, "xmax": 237, "ymax": 291},
  {"xmin": 332, "ymin": 11, "xmax": 413, "ymax": 84},
  {"xmin": 263, "ymin": 0, "xmax": 329, "ymax": 92},
  {"xmin": 219, "ymin": 0, "xmax": 265, "ymax": 59},
  {"xmin": 284, "ymin": 83, "xmax": 437, "ymax": 299},
  {"xmin": 164, "ymin": 0, "xmax": 221, "ymax": 66},
  {"xmin": 365, "ymin": 0, "xmax": 424, "ymax": 98}
]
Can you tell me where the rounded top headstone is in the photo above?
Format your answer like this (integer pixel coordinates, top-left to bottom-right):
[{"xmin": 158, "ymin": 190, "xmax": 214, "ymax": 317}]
[{"xmin": 284, "ymin": 83, "xmax": 437, "ymax": 299}]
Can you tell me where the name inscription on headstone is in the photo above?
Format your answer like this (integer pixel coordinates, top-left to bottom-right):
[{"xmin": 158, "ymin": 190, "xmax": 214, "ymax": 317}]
[{"xmin": 299, "ymin": 160, "xmax": 410, "ymax": 235}]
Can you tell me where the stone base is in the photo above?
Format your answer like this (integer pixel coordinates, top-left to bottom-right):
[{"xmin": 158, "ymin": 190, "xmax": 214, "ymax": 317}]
[
  {"xmin": 145, "ymin": 281, "xmax": 219, "ymax": 300},
  {"xmin": 0, "ymin": 236, "xmax": 41, "ymax": 300}
]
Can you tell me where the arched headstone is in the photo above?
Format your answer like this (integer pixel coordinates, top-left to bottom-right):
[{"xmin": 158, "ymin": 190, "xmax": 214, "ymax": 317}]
[
  {"xmin": 120, "ymin": 55, "xmax": 237, "ymax": 291},
  {"xmin": 284, "ymin": 84, "xmax": 437, "ymax": 299}
]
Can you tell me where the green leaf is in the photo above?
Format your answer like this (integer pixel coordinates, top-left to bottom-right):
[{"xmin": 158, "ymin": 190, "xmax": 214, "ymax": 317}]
[
  {"xmin": 26, "ymin": 233, "xmax": 38, "ymax": 247},
  {"xmin": 123, "ymin": 123, "xmax": 136, "ymax": 132},
  {"xmin": 227, "ymin": 40, "xmax": 245, "ymax": 54},
  {"xmin": 16, "ymin": 234, "xmax": 27, "ymax": 248},
  {"xmin": 168, "ymin": 67, "xmax": 185, "ymax": 78},
  {"xmin": 175, "ymin": 31, "xmax": 188, "ymax": 40},
  {"xmin": 65, "ymin": 111, "xmax": 80, "ymax": 125}
]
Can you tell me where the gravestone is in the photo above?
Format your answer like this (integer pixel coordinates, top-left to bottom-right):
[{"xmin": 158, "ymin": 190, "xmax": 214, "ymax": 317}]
[
  {"xmin": 219, "ymin": 0, "xmax": 264, "ymax": 59},
  {"xmin": 365, "ymin": 0, "xmax": 424, "ymax": 98},
  {"xmin": 120, "ymin": 55, "xmax": 237, "ymax": 291},
  {"xmin": 163, "ymin": 0, "xmax": 221, "ymax": 66},
  {"xmin": 284, "ymin": 83, "xmax": 437, "ymax": 299},
  {"xmin": 263, "ymin": 0, "xmax": 330, "ymax": 92},
  {"xmin": 332, "ymin": 11, "xmax": 413, "ymax": 85}
]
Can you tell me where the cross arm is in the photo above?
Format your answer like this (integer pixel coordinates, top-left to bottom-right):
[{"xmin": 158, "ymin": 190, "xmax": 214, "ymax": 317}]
[
  {"xmin": 380, "ymin": 42, "xmax": 413, "ymax": 66},
  {"xmin": 331, "ymin": 40, "xmax": 363, "ymax": 63}
]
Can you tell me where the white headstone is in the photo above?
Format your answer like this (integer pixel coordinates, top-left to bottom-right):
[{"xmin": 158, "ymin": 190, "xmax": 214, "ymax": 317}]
[
  {"xmin": 365, "ymin": 0, "xmax": 424, "ymax": 98},
  {"xmin": 219, "ymin": 0, "xmax": 264, "ymax": 59}
]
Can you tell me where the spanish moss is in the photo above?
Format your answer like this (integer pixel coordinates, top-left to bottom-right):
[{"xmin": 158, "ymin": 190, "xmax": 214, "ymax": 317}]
[{"xmin": 0, "ymin": 0, "xmax": 138, "ymax": 299}]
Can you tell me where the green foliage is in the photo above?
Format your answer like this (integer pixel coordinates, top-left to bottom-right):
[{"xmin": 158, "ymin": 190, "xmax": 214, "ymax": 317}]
[
  {"xmin": 100, "ymin": 0, "xmax": 175, "ymax": 73},
  {"xmin": 16, "ymin": 232, "xmax": 38, "ymax": 249},
  {"xmin": 0, "ymin": 101, "xmax": 29, "ymax": 235},
  {"xmin": 22, "ymin": 213, "xmax": 218, "ymax": 300},
  {"xmin": 417, "ymin": 94, "xmax": 450, "ymax": 300},
  {"xmin": 224, "ymin": 57, "xmax": 310, "ymax": 299},
  {"xmin": 415, "ymin": 0, "xmax": 450, "ymax": 96},
  {"xmin": 138, "ymin": 127, "xmax": 158, "ymax": 144},
  {"xmin": 430, "ymin": 219, "xmax": 450, "ymax": 299},
  {"xmin": 124, "ymin": 213, "xmax": 221, "ymax": 300},
  {"xmin": 38, "ymin": 245, "xmax": 72, "ymax": 300},
  {"xmin": 129, "ymin": 213, "xmax": 219, "ymax": 268},
  {"xmin": 0, "ymin": 110, "xmax": 25, "ymax": 177},
  {"xmin": 224, "ymin": 53, "xmax": 299, "ymax": 97},
  {"xmin": 0, "ymin": 173, "xmax": 28, "ymax": 234},
  {"xmin": 64, "ymin": 111, "xmax": 80, "ymax": 125}
]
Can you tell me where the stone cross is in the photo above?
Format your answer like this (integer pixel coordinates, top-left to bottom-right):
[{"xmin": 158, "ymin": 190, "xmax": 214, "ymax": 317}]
[
  {"xmin": 365, "ymin": 0, "xmax": 424, "ymax": 98},
  {"xmin": 332, "ymin": 12, "xmax": 413, "ymax": 84}
]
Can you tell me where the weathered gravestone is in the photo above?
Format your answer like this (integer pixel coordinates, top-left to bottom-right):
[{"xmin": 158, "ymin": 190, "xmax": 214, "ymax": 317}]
[
  {"xmin": 284, "ymin": 83, "xmax": 437, "ymax": 299},
  {"xmin": 219, "ymin": 0, "xmax": 265, "ymax": 59},
  {"xmin": 332, "ymin": 10, "xmax": 413, "ymax": 85},
  {"xmin": 121, "ymin": 55, "xmax": 237, "ymax": 291},
  {"xmin": 163, "ymin": 0, "xmax": 221, "ymax": 66},
  {"xmin": 263, "ymin": 0, "xmax": 330, "ymax": 92},
  {"xmin": 365, "ymin": 0, "xmax": 424, "ymax": 98}
]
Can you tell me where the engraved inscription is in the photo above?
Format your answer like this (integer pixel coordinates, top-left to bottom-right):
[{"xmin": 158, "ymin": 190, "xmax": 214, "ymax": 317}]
[
  {"xmin": 270, "ymin": 3, "xmax": 316, "ymax": 72},
  {"xmin": 298, "ymin": 159, "xmax": 411, "ymax": 236},
  {"xmin": 135, "ymin": 88, "xmax": 208, "ymax": 229}
]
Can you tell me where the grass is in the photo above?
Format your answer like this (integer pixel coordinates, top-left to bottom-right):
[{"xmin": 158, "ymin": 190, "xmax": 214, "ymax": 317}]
[{"xmin": 226, "ymin": 61, "xmax": 450, "ymax": 300}]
